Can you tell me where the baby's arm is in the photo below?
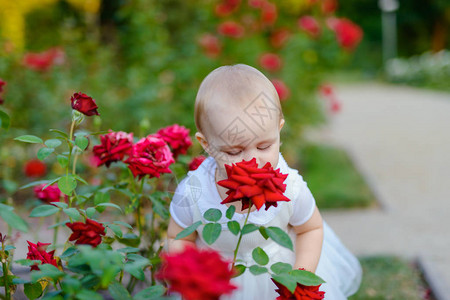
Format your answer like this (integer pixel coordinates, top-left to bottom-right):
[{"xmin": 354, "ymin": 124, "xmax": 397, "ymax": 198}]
[
  {"xmin": 167, "ymin": 217, "xmax": 197, "ymax": 252},
  {"xmin": 292, "ymin": 206, "xmax": 324, "ymax": 272}
]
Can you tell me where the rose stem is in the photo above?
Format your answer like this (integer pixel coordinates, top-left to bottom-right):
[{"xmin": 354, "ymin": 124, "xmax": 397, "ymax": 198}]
[
  {"xmin": 1, "ymin": 240, "xmax": 10, "ymax": 300},
  {"xmin": 232, "ymin": 202, "xmax": 252, "ymax": 269}
]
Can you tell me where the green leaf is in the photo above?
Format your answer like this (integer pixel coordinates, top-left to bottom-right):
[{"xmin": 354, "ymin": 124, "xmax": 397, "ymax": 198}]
[
  {"xmin": 117, "ymin": 247, "xmax": 140, "ymax": 253},
  {"xmin": 51, "ymin": 202, "xmax": 68, "ymax": 209},
  {"xmin": 0, "ymin": 208, "xmax": 29, "ymax": 232},
  {"xmin": 37, "ymin": 147, "xmax": 54, "ymax": 160},
  {"xmin": 15, "ymin": 259, "xmax": 41, "ymax": 266},
  {"xmin": 203, "ymin": 208, "xmax": 222, "ymax": 222},
  {"xmin": 149, "ymin": 196, "xmax": 169, "ymax": 220},
  {"xmin": 202, "ymin": 223, "xmax": 221, "ymax": 245},
  {"xmin": 63, "ymin": 208, "xmax": 81, "ymax": 221},
  {"xmin": 252, "ymin": 247, "xmax": 269, "ymax": 266},
  {"xmin": 75, "ymin": 289, "xmax": 104, "ymax": 300},
  {"xmin": 29, "ymin": 205, "xmax": 60, "ymax": 217},
  {"xmin": 0, "ymin": 110, "xmax": 11, "ymax": 130},
  {"xmin": 86, "ymin": 207, "xmax": 96, "ymax": 219},
  {"xmin": 249, "ymin": 265, "xmax": 268, "ymax": 275},
  {"xmin": 108, "ymin": 281, "xmax": 132, "ymax": 300},
  {"xmin": 73, "ymin": 174, "xmax": 88, "ymax": 185},
  {"xmin": 241, "ymin": 224, "xmax": 259, "ymax": 235},
  {"xmin": 175, "ymin": 221, "xmax": 202, "ymax": 240},
  {"xmin": 259, "ymin": 226, "xmax": 269, "ymax": 240},
  {"xmin": 226, "ymin": 205, "xmax": 236, "ymax": 219},
  {"xmin": 134, "ymin": 285, "xmax": 166, "ymax": 300},
  {"xmin": 113, "ymin": 221, "xmax": 132, "ymax": 229},
  {"xmin": 60, "ymin": 247, "xmax": 78, "ymax": 259},
  {"xmin": 12, "ymin": 278, "xmax": 31, "ymax": 284},
  {"xmin": 272, "ymin": 273, "xmax": 298, "ymax": 293},
  {"xmin": 42, "ymin": 177, "xmax": 61, "ymax": 190},
  {"xmin": 45, "ymin": 139, "xmax": 62, "ymax": 148},
  {"xmin": 57, "ymin": 155, "xmax": 69, "ymax": 168},
  {"xmin": 20, "ymin": 180, "xmax": 51, "ymax": 190},
  {"xmin": 3, "ymin": 179, "xmax": 17, "ymax": 193},
  {"xmin": 227, "ymin": 220, "xmax": 240, "ymax": 235},
  {"xmin": 107, "ymin": 224, "xmax": 123, "ymax": 238},
  {"xmin": 30, "ymin": 264, "xmax": 65, "ymax": 281},
  {"xmin": 266, "ymin": 226, "xmax": 294, "ymax": 251},
  {"xmin": 14, "ymin": 135, "xmax": 43, "ymax": 144},
  {"xmin": 3, "ymin": 245, "xmax": 15, "ymax": 251},
  {"xmin": 124, "ymin": 261, "xmax": 146, "ymax": 281},
  {"xmin": 49, "ymin": 129, "xmax": 69, "ymax": 139},
  {"xmin": 24, "ymin": 282, "xmax": 43, "ymax": 300},
  {"xmin": 233, "ymin": 264, "xmax": 246, "ymax": 278},
  {"xmin": 96, "ymin": 202, "xmax": 123, "ymax": 212},
  {"xmin": 270, "ymin": 262, "xmax": 292, "ymax": 275},
  {"xmin": 290, "ymin": 269, "xmax": 326, "ymax": 286},
  {"xmin": 75, "ymin": 136, "xmax": 89, "ymax": 151},
  {"xmin": 58, "ymin": 175, "xmax": 77, "ymax": 196}
]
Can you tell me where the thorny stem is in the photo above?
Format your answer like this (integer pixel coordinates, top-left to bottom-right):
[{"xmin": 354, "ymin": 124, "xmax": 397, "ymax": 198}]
[
  {"xmin": 136, "ymin": 179, "xmax": 145, "ymax": 238},
  {"xmin": 53, "ymin": 211, "xmax": 61, "ymax": 245},
  {"xmin": 232, "ymin": 203, "xmax": 252, "ymax": 269}
]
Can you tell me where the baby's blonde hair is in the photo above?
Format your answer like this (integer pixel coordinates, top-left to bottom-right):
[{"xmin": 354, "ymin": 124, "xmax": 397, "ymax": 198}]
[{"xmin": 194, "ymin": 64, "xmax": 283, "ymax": 133}]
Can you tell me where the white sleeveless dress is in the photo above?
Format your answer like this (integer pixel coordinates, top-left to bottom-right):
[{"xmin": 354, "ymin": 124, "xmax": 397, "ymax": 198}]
[{"xmin": 170, "ymin": 154, "xmax": 362, "ymax": 299}]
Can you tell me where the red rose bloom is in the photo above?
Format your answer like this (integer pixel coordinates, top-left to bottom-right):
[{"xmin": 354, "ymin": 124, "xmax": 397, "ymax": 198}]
[
  {"xmin": 188, "ymin": 155, "xmax": 207, "ymax": 171},
  {"xmin": 259, "ymin": 53, "xmax": 282, "ymax": 72},
  {"xmin": 298, "ymin": 16, "xmax": 321, "ymax": 38},
  {"xmin": 66, "ymin": 218, "xmax": 105, "ymax": 247},
  {"xmin": 26, "ymin": 241, "xmax": 58, "ymax": 271},
  {"xmin": 125, "ymin": 136, "xmax": 174, "ymax": 179},
  {"xmin": 157, "ymin": 246, "xmax": 237, "ymax": 300},
  {"xmin": 93, "ymin": 130, "xmax": 133, "ymax": 167},
  {"xmin": 321, "ymin": 0, "xmax": 338, "ymax": 14},
  {"xmin": 71, "ymin": 92, "xmax": 99, "ymax": 116},
  {"xmin": 34, "ymin": 184, "xmax": 64, "ymax": 204},
  {"xmin": 261, "ymin": 2, "xmax": 277, "ymax": 25},
  {"xmin": 272, "ymin": 278, "xmax": 325, "ymax": 300},
  {"xmin": 270, "ymin": 28, "xmax": 291, "ymax": 48},
  {"xmin": 156, "ymin": 124, "xmax": 192, "ymax": 158},
  {"xmin": 24, "ymin": 159, "xmax": 47, "ymax": 177},
  {"xmin": 0, "ymin": 79, "xmax": 6, "ymax": 93},
  {"xmin": 218, "ymin": 21, "xmax": 245, "ymax": 38},
  {"xmin": 327, "ymin": 17, "xmax": 363, "ymax": 51},
  {"xmin": 198, "ymin": 34, "xmax": 222, "ymax": 58},
  {"xmin": 218, "ymin": 158, "xmax": 290, "ymax": 211},
  {"xmin": 23, "ymin": 47, "xmax": 65, "ymax": 72},
  {"xmin": 272, "ymin": 79, "xmax": 290, "ymax": 101}
]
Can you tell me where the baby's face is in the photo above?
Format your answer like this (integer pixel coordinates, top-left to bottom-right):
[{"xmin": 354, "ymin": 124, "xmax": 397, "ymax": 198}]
[{"xmin": 199, "ymin": 94, "xmax": 284, "ymax": 179}]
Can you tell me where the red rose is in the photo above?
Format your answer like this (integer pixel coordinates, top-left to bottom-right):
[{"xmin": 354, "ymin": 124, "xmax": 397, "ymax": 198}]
[
  {"xmin": 259, "ymin": 53, "xmax": 282, "ymax": 72},
  {"xmin": 24, "ymin": 159, "xmax": 47, "ymax": 177},
  {"xmin": 188, "ymin": 155, "xmax": 207, "ymax": 171},
  {"xmin": 261, "ymin": 2, "xmax": 277, "ymax": 25},
  {"xmin": 26, "ymin": 241, "xmax": 58, "ymax": 271},
  {"xmin": 319, "ymin": 83, "xmax": 342, "ymax": 113},
  {"xmin": 156, "ymin": 124, "xmax": 192, "ymax": 158},
  {"xmin": 34, "ymin": 184, "xmax": 64, "ymax": 204},
  {"xmin": 321, "ymin": 0, "xmax": 338, "ymax": 14},
  {"xmin": 125, "ymin": 136, "xmax": 174, "ymax": 179},
  {"xmin": 198, "ymin": 34, "xmax": 222, "ymax": 58},
  {"xmin": 0, "ymin": 79, "xmax": 6, "ymax": 93},
  {"xmin": 218, "ymin": 158, "xmax": 290, "ymax": 211},
  {"xmin": 272, "ymin": 278, "xmax": 325, "ymax": 300},
  {"xmin": 93, "ymin": 130, "xmax": 134, "ymax": 167},
  {"xmin": 270, "ymin": 28, "xmax": 291, "ymax": 48},
  {"xmin": 66, "ymin": 218, "xmax": 105, "ymax": 247},
  {"xmin": 22, "ymin": 47, "xmax": 65, "ymax": 72},
  {"xmin": 248, "ymin": 0, "xmax": 265, "ymax": 8},
  {"xmin": 71, "ymin": 92, "xmax": 100, "ymax": 116},
  {"xmin": 157, "ymin": 246, "xmax": 237, "ymax": 300},
  {"xmin": 327, "ymin": 17, "xmax": 363, "ymax": 51},
  {"xmin": 272, "ymin": 79, "xmax": 290, "ymax": 101},
  {"xmin": 298, "ymin": 16, "xmax": 321, "ymax": 38},
  {"xmin": 218, "ymin": 21, "xmax": 245, "ymax": 38}
]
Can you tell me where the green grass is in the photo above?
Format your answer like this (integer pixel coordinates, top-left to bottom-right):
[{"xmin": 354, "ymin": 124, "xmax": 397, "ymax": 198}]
[
  {"xmin": 350, "ymin": 256, "xmax": 430, "ymax": 300},
  {"xmin": 297, "ymin": 143, "xmax": 375, "ymax": 209}
]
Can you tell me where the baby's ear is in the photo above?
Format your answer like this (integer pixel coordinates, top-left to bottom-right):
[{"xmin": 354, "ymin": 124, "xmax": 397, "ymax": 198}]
[
  {"xmin": 279, "ymin": 118, "xmax": 285, "ymax": 131},
  {"xmin": 195, "ymin": 132, "xmax": 209, "ymax": 151}
]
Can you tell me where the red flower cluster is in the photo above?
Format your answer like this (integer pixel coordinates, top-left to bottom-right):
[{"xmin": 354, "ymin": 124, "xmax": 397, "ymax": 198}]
[
  {"xmin": 34, "ymin": 184, "xmax": 64, "ymax": 204},
  {"xmin": 327, "ymin": 18, "xmax": 363, "ymax": 51},
  {"xmin": 272, "ymin": 278, "xmax": 325, "ymax": 300},
  {"xmin": 66, "ymin": 218, "xmax": 105, "ymax": 247},
  {"xmin": 22, "ymin": 47, "xmax": 65, "ymax": 72},
  {"xmin": 0, "ymin": 79, "xmax": 6, "ymax": 105},
  {"xmin": 93, "ymin": 130, "xmax": 134, "ymax": 167},
  {"xmin": 272, "ymin": 79, "xmax": 290, "ymax": 101},
  {"xmin": 125, "ymin": 136, "xmax": 175, "ymax": 179},
  {"xmin": 71, "ymin": 92, "xmax": 100, "ymax": 116},
  {"xmin": 260, "ymin": 1, "xmax": 277, "ymax": 25},
  {"xmin": 188, "ymin": 155, "xmax": 207, "ymax": 171},
  {"xmin": 215, "ymin": 0, "xmax": 241, "ymax": 17},
  {"xmin": 259, "ymin": 53, "xmax": 282, "ymax": 72},
  {"xmin": 321, "ymin": 0, "xmax": 338, "ymax": 14},
  {"xmin": 218, "ymin": 158, "xmax": 290, "ymax": 211},
  {"xmin": 270, "ymin": 28, "xmax": 291, "ymax": 48},
  {"xmin": 26, "ymin": 241, "xmax": 58, "ymax": 271},
  {"xmin": 218, "ymin": 21, "xmax": 245, "ymax": 38},
  {"xmin": 24, "ymin": 159, "xmax": 47, "ymax": 177},
  {"xmin": 198, "ymin": 34, "xmax": 222, "ymax": 58},
  {"xmin": 157, "ymin": 246, "xmax": 237, "ymax": 300},
  {"xmin": 298, "ymin": 16, "xmax": 321, "ymax": 38},
  {"xmin": 156, "ymin": 124, "xmax": 192, "ymax": 158}
]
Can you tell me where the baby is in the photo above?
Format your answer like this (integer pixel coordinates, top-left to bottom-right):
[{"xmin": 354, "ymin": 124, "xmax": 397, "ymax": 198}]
[{"xmin": 168, "ymin": 64, "xmax": 361, "ymax": 299}]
